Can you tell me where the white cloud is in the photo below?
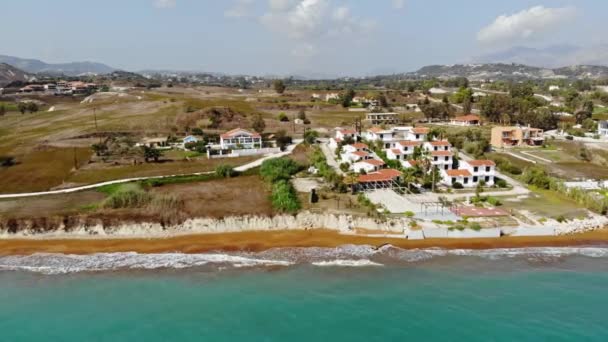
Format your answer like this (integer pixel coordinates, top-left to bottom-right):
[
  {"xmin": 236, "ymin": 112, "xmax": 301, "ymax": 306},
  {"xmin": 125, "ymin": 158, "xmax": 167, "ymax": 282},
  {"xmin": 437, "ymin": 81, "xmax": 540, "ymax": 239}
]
[
  {"xmin": 392, "ymin": 0, "xmax": 405, "ymax": 10},
  {"xmin": 332, "ymin": 6, "xmax": 350, "ymax": 21},
  {"xmin": 268, "ymin": 0, "xmax": 294, "ymax": 11},
  {"xmin": 477, "ymin": 6, "xmax": 576, "ymax": 45},
  {"xmin": 225, "ymin": 0, "xmax": 254, "ymax": 18},
  {"xmin": 153, "ymin": 0, "xmax": 176, "ymax": 9}
]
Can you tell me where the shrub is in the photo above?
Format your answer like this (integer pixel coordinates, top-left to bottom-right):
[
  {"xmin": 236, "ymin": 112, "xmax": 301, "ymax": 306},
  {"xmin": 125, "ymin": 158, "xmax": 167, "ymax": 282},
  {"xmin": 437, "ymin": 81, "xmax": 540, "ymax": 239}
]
[
  {"xmin": 216, "ymin": 164, "xmax": 236, "ymax": 178},
  {"xmin": 271, "ymin": 180, "xmax": 301, "ymax": 213},
  {"xmin": 556, "ymin": 215, "xmax": 567, "ymax": 223},
  {"xmin": 404, "ymin": 211, "xmax": 415, "ymax": 218},
  {"xmin": 469, "ymin": 222, "xmax": 482, "ymax": 231},
  {"xmin": 278, "ymin": 112, "xmax": 289, "ymax": 122},
  {"xmin": 452, "ymin": 182, "xmax": 464, "ymax": 189},
  {"xmin": 103, "ymin": 184, "xmax": 151, "ymax": 209},
  {"xmin": 487, "ymin": 197, "xmax": 502, "ymax": 206},
  {"xmin": 565, "ymin": 135, "xmax": 574, "ymax": 140},
  {"xmin": 495, "ymin": 179, "xmax": 508, "ymax": 188},
  {"xmin": 260, "ymin": 158, "xmax": 300, "ymax": 182}
]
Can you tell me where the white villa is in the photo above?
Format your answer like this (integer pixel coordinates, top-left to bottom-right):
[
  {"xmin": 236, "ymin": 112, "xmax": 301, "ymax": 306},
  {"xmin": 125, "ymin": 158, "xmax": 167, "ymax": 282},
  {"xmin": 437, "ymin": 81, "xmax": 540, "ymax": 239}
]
[
  {"xmin": 450, "ymin": 114, "xmax": 481, "ymax": 127},
  {"xmin": 220, "ymin": 128, "xmax": 262, "ymax": 150},
  {"xmin": 441, "ymin": 160, "xmax": 496, "ymax": 188},
  {"xmin": 406, "ymin": 127, "xmax": 429, "ymax": 141},
  {"xmin": 329, "ymin": 128, "xmax": 359, "ymax": 149},
  {"xmin": 340, "ymin": 143, "xmax": 371, "ymax": 163}
]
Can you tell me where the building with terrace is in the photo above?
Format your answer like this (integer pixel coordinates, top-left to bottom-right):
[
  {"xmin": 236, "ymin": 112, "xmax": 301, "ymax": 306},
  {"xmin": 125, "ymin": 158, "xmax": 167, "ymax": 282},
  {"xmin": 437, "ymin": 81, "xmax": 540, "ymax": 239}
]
[
  {"xmin": 490, "ymin": 126, "xmax": 544, "ymax": 148},
  {"xmin": 220, "ymin": 128, "xmax": 262, "ymax": 149}
]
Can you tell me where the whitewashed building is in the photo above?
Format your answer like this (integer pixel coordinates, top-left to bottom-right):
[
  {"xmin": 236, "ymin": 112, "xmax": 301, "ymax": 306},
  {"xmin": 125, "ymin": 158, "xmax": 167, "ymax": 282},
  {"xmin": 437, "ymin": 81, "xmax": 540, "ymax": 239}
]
[{"xmin": 220, "ymin": 128, "xmax": 262, "ymax": 149}]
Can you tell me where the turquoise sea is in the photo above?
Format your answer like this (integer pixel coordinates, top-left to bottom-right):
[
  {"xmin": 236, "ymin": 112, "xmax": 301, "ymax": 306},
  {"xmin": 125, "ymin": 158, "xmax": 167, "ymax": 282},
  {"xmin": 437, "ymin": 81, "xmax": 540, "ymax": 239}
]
[{"xmin": 1, "ymin": 246, "xmax": 608, "ymax": 341}]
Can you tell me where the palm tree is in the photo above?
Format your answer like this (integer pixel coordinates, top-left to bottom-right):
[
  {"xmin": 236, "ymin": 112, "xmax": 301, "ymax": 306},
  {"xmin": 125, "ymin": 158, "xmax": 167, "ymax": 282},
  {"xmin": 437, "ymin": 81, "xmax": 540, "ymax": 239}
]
[{"xmin": 343, "ymin": 173, "xmax": 359, "ymax": 194}]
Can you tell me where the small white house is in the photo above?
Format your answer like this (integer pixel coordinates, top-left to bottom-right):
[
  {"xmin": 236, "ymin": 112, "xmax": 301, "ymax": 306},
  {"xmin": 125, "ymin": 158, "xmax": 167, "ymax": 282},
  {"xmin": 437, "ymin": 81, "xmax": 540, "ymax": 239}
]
[
  {"xmin": 450, "ymin": 115, "xmax": 481, "ymax": 126},
  {"xmin": 351, "ymin": 159, "xmax": 385, "ymax": 174},
  {"xmin": 220, "ymin": 128, "xmax": 262, "ymax": 150},
  {"xmin": 441, "ymin": 160, "xmax": 496, "ymax": 187},
  {"xmin": 406, "ymin": 127, "xmax": 429, "ymax": 141},
  {"xmin": 325, "ymin": 93, "xmax": 340, "ymax": 101},
  {"xmin": 430, "ymin": 150, "xmax": 453, "ymax": 171},
  {"xmin": 423, "ymin": 140, "xmax": 451, "ymax": 152},
  {"xmin": 341, "ymin": 143, "xmax": 371, "ymax": 163}
]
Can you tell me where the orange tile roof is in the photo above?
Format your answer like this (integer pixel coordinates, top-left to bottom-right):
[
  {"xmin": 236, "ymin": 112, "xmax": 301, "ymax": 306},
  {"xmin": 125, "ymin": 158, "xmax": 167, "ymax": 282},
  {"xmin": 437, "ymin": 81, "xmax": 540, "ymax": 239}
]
[
  {"xmin": 397, "ymin": 140, "xmax": 421, "ymax": 147},
  {"xmin": 390, "ymin": 149, "xmax": 403, "ymax": 155},
  {"xmin": 221, "ymin": 128, "xmax": 261, "ymax": 139},
  {"xmin": 405, "ymin": 160, "xmax": 419, "ymax": 166},
  {"xmin": 352, "ymin": 151, "xmax": 369, "ymax": 157},
  {"xmin": 467, "ymin": 160, "xmax": 496, "ymax": 167},
  {"xmin": 429, "ymin": 140, "xmax": 451, "ymax": 146},
  {"xmin": 358, "ymin": 169, "xmax": 402, "ymax": 183},
  {"xmin": 351, "ymin": 143, "xmax": 369, "ymax": 150},
  {"xmin": 339, "ymin": 129, "xmax": 357, "ymax": 135},
  {"xmin": 362, "ymin": 159, "xmax": 385, "ymax": 166},
  {"xmin": 431, "ymin": 150, "xmax": 453, "ymax": 156},
  {"xmin": 411, "ymin": 127, "xmax": 429, "ymax": 134},
  {"xmin": 367, "ymin": 127, "xmax": 385, "ymax": 133},
  {"xmin": 453, "ymin": 114, "xmax": 480, "ymax": 122},
  {"xmin": 446, "ymin": 169, "xmax": 472, "ymax": 177}
]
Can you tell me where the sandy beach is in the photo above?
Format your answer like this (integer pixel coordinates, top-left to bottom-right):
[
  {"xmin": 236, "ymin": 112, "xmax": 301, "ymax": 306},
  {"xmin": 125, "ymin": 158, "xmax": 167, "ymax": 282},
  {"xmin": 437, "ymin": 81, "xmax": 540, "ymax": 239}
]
[{"xmin": 1, "ymin": 228, "xmax": 608, "ymax": 256}]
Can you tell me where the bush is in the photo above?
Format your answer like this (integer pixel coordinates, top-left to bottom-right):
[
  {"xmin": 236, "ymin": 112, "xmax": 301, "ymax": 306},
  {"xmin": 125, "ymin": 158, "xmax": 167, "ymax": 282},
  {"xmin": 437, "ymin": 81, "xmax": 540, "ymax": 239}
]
[
  {"xmin": 565, "ymin": 135, "xmax": 574, "ymax": 140},
  {"xmin": 469, "ymin": 222, "xmax": 482, "ymax": 231},
  {"xmin": 260, "ymin": 158, "xmax": 300, "ymax": 182},
  {"xmin": 452, "ymin": 182, "xmax": 464, "ymax": 189},
  {"xmin": 216, "ymin": 164, "xmax": 236, "ymax": 178},
  {"xmin": 487, "ymin": 197, "xmax": 502, "ymax": 206},
  {"xmin": 556, "ymin": 215, "xmax": 567, "ymax": 223},
  {"xmin": 495, "ymin": 179, "xmax": 508, "ymax": 188},
  {"xmin": 404, "ymin": 211, "xmax": 415, "ymax": 218},
  {"xmin": 103, "ymin": 184, "xmax": 151, "ymax": 209},
  {"xmin": 271, "ymin": 180, "xmax": 300, "ymax": 213},
  {"xmin": 278, "ymin": 112, "xmax": 289, "ymax": 122}
]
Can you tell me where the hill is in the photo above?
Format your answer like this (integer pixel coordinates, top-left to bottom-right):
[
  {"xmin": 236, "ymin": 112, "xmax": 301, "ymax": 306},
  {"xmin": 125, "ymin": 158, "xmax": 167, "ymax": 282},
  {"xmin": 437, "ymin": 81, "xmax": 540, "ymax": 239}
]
[
  {"xmin": 0, "ymin": 55, "xmax": 115, "ymax": 76},
  {"xmin": 0, "ymin": 63, "xmax": 30, "ymax": 87},
  {"xmin": 409, "ymin": 63, "xmax": 608, "ymax": 80}
]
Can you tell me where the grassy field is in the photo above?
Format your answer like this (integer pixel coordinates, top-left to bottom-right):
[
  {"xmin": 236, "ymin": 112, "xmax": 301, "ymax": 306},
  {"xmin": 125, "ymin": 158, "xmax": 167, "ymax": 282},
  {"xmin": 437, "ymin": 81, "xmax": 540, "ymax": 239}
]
[{"xmin": 502, "ymin": 187, "xmax": 588, "ymax": 220}]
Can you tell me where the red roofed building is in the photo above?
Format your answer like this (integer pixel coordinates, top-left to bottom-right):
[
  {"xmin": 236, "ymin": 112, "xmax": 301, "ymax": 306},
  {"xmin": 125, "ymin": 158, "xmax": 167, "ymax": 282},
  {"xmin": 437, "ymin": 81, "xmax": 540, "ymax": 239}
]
[
  {"xmin": 406, "ymin": 127, "xmax": 429, "ymax": 141},
  {"xmin": 220, "ymin": 128, "xmax": 262, "ymax": 149},
  {"xmin": 357, "ymin": 169, "xmax": 402, "ymax": 189},
  {"xmin": 441, "ymin": 159, "xmax": 496, "ymax": 187},
  {"xmin": 352, "ymin": 159, "xmax": 386, "ymax": 174},
  {"xmin": 450, "ymin": 114, "xmax": 481, "ymax": 126}
]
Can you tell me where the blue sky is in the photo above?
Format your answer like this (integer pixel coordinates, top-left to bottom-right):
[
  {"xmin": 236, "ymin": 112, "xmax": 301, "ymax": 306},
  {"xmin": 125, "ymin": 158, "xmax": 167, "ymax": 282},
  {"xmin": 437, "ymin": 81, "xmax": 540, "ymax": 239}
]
[{"xmin": 1, "ymin": 0, "xmax": 606, "ymax": 76}]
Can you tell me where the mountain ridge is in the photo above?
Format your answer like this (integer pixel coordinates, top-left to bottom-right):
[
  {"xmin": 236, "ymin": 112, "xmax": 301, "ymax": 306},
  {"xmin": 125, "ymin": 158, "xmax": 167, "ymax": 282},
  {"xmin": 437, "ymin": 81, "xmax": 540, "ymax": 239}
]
[{"xmin": 0, "ymin": 55, "xmax": 115, "ymax": 76}]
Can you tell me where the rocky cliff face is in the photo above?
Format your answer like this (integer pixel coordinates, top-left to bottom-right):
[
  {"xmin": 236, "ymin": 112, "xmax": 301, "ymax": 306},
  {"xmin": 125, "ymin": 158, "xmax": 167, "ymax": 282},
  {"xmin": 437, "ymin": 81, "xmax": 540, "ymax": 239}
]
[
  {"xmin": 0, "ymin": 63, "xmax": 29, "ymax": 87},
  {"xmin": 0, "ymin": 212, "xmax": 406, "ymax": 238}
]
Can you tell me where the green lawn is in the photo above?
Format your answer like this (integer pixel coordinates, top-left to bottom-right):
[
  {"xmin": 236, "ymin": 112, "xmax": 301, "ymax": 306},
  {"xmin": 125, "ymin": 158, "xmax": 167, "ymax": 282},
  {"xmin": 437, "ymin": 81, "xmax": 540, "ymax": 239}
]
[{"xmin": 502, "ymin": 187, "xmax": 588, "ymax": 220}]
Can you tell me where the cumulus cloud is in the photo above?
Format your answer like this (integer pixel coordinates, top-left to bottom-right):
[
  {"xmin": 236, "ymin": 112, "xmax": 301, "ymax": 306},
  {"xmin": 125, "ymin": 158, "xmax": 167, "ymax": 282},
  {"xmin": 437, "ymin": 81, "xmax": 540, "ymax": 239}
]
[
  {"xmin": 225, "ymin": 0, "xmax": 254, "ymax": 18},
  {"xmin": 153, "ymin": 0, "xmax": 176, "ymax": 9},
  {"xmin": 477, "ymin": 6, "xmax": 576, "ymax": 45},
  {"xmin": 392, "ymin": 0, "xmax": 405, "ymax": 10}
]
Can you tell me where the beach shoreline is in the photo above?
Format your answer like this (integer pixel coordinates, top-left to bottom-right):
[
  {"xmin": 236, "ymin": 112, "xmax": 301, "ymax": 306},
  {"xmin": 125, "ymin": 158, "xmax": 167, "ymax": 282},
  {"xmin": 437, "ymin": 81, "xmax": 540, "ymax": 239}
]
[{"xmin": 1, "ymin": 228, "xmax": 608, "ymax": 256}]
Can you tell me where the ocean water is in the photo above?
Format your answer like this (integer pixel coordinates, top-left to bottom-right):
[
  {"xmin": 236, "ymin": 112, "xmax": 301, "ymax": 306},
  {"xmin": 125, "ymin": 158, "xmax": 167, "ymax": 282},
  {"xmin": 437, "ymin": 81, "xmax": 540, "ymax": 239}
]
[{"xmin": 1, "ymin": 246, "xmax": 608, "ymax": 341}]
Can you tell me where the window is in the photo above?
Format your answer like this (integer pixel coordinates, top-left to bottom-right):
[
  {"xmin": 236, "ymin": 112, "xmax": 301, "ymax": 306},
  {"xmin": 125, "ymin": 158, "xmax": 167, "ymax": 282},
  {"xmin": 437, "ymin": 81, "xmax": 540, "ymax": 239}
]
[
  {"xmin": 451, "ymin": 178, "xmax": 456, "ymax": 184},
  {"xmin": 474, "ymin": 167, "xmax": 479, "ymax": 172},
  {"xmin": 434, "ymin": 146, "xmax": 438, "ymax": 151},
  {"xmin": 445, "ymin": 157, "xmax": 449, "ymax": 161},
  {"xmin": 445, "ymin": 165, "xmax": 449, "ymax": 170},
  {"xmin": 486, "ymin": 167, "xmax": 491, "ymax": 172},
  {"xmin": 415, "ymin": 134, "xmax": 420, "ymax": 139},
  {"xmin": 445, "ymin": 146, "xmax": 449, "ymax": 151},
  {"xmin": 464, "ymin": 178, "xmax": 469, "ymax": 184},
  {"xmin": 473, "ymin": 176, "xmax": 478, "ymax": 182},
  {"xmin": 485, "ymin": 176, "xmax": 490, "ymax": 182},
  {"xmin": 434, "ymin": 157, "xmax": 438, "ymax": 161}
]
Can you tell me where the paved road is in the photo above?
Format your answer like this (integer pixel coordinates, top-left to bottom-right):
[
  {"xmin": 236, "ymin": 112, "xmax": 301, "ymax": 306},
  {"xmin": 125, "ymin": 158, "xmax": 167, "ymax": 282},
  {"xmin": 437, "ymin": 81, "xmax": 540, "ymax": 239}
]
[
  {"xmin": 0, "ymin": 141, "xmax": 301, "ymax": 199},
  {"xmin": 319, "ymin": 140, "xmax": 345, "ymax": 175}
]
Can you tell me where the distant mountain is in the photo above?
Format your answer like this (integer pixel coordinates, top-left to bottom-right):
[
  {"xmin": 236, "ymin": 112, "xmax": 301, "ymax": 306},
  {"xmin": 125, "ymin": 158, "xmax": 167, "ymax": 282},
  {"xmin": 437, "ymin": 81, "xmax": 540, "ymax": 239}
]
[
  {"xmin": 473, "ymin": 45, "xmax": 608, "ymax": 70},
  {"xmin": 0, "ymin": 63, "xmax": 30, "ymax": 87},
  {"xmin": 0, "ymin": 55, "xmax": 115, "ymax": 76},
  {"xmin": 409, "ymin": 63, "xmax": 608, "ymax": 80}
]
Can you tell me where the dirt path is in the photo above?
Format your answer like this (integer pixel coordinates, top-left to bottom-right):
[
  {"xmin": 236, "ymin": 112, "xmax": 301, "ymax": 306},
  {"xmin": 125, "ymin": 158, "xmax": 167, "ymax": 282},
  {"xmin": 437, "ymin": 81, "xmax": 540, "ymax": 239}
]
[{"xmin": 0, "ymin": 142, "xmax": 301, "ymax": 199}]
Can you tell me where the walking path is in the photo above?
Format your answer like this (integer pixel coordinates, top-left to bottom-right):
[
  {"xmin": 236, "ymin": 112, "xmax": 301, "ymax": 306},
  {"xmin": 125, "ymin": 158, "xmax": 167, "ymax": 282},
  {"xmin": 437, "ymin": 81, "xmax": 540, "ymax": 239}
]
[
  {"xmin": 0, "ymin": 141, "xmax": 301, "ymax": 199},
  {"xmin": 319, "ymin": 140, "xmax": 344, "ymax": 175}
]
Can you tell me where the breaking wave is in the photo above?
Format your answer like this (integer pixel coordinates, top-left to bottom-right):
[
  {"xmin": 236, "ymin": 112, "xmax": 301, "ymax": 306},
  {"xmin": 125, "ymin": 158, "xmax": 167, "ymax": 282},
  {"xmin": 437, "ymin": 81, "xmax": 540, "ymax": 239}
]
[{"xmin": 1, "ymin": 245, "xmax": 607, "ymax": 274}]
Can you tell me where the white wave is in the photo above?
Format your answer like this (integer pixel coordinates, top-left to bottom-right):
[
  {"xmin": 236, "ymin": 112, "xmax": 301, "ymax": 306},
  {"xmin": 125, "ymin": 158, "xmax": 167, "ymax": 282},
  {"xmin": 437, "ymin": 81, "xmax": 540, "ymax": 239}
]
[
  {"xmin": 312, "ymin": 259, "xmax": 383, "ymax": 267},
  {"xmin": 0, "ymin": 252, "xmax": 293, "ymax": 275}
]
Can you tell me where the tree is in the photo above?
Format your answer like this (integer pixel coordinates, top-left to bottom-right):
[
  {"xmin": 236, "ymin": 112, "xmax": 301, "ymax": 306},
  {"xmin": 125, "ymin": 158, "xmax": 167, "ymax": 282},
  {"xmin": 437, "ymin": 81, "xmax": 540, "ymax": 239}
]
[
  {"xmin": 583, "ymin": 100, "xmax": 594, "ymax": 114},
  {"xmin": 18, "ymin": 102, "xmax": 27, "ymax": 114},
  {"xmin": 142, "ymin": 146, "xmax": 162, "ymax": 162},
  {"xmin": 0, "ymin": 105, "xmax": 5, "ymax": 117},
  {"xmin": 303, "ymin": 130, "xmax": 319, "ymax": 145},
  {"xmin": 91, "ymin": 143, "xmax": 108, "ymax": 156},
  {"xmin": 273, "ymin": 80, "xmax": 286, "ymax": 94},
  {"xmin": 297, "ymin": 109, "xmax": 306, "ymax": 120},
  {"xmin": 374, "ymin": 93, "xmax": 388, "ymax": 107},
  {"xmin": 278, "ymin": 112, "xmax": 289, "ymax": 122},
  {"xmin": 216, "ymin": 164, "xmax": 236, "ymax": 178},
  {"xmin": 462, "ymin": 96, "xmax": 472, "ymax": 115},
  {"xmin": 251, "ymin": 114, "xmax": 266, "ymax": 133},
  {"xmin": 27, "ymin": 102, "xmax": 39, "ymax": 113},
  {"xmin": 260, "ymin": 157, "xmax": 300, "ymax": 182},
  {"xmin": 341, "ymin": 88, "xmax": 356, "ymax": 108},
  {"xmin": 480, "ymin": 94, "xmax": 510, "ymax": 122},
  {"xmin": 575, "ymin": 110, "xmax": 592, "ymax": 124},
  {"xmin": 275, "ymin": 130, "xmax": 292, "ymax": 150}
]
